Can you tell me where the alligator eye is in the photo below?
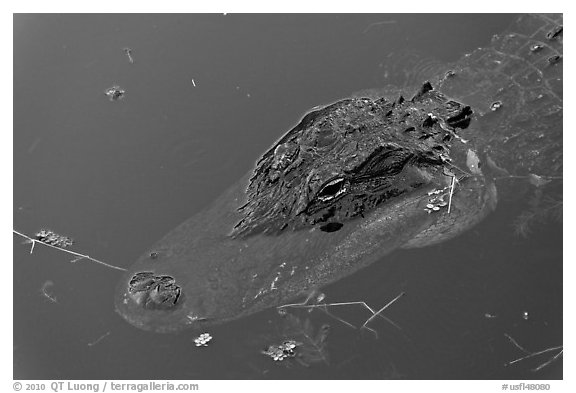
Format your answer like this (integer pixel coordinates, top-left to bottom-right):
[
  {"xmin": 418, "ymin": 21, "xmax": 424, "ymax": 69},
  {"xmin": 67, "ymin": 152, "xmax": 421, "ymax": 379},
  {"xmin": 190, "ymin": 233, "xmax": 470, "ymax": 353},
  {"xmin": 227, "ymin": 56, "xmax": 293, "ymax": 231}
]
[{"xmin": 317, "ymin": 178, "xmax": 347, "ymax": 202}]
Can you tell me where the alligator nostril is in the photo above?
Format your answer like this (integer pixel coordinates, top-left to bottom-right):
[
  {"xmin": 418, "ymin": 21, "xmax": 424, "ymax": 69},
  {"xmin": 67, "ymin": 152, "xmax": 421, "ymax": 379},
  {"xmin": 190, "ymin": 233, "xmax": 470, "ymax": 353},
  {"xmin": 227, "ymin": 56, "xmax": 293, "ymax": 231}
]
[{"xmin": 128, "ymin": 272, "xmax": 183, "ymax": 310}]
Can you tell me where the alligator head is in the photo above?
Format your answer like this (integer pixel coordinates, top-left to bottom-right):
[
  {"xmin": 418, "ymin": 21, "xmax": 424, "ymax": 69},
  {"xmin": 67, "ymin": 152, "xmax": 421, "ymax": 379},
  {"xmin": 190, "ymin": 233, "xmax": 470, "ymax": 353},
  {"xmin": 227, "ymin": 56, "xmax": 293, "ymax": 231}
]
[
  {"xmin": 115, "ymin": 82, "xmax": 497, "ymax": 333},
  {"xmin": 232, "ymin": 82, "xmax": 482, "ymax": 240}
]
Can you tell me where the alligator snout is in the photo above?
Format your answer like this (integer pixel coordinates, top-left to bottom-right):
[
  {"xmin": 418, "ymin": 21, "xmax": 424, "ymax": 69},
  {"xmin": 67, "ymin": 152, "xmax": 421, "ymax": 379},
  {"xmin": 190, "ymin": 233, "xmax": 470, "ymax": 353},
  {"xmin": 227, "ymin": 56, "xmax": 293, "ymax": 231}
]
[{"xmin": 115, "ymin": 270, "xmax": 209, "ymax": 333}]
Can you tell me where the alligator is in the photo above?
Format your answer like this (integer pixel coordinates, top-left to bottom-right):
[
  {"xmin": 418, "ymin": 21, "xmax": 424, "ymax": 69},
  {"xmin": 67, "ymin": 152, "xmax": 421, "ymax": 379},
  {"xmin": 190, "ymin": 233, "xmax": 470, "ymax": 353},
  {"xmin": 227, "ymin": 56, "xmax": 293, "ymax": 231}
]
[{"xmin": 115, "ymin": 14, "xmax": 562, "ymax": 333}]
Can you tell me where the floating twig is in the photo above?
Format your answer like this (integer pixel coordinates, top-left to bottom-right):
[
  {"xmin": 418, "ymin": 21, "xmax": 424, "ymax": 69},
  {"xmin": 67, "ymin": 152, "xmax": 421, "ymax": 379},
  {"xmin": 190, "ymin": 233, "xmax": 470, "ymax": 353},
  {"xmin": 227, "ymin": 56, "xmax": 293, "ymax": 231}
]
[
  {"xmin": 494, "ymin": 174, "xmax": 562, "ymax": 183},
  {"xmin": 504, "ymin": 333, "xmax": 563, "ymax": 372},
  {"xmin": 447, "ymin": 175, "xmax": 456, "ymax": 214},
  {"xmin": 40, "ymin": 280, "xmax": 57, "ymax": 303},
  {"xmin": 506, "ymin": 344, "xmax": 563, "ymax": 366},
  {"xmin": 532, "ymin": 349, "xmax": 563, "ymax": 372},
  {"xmin": 278, "ymin": 292, "xmax": 405, "ymax": 338},
  {"xmin": 360, "ymin": 292, "xmax": 405, "ymax": 329},
  {"xmin": 87, "ymin": 331, "xmax": 111, "ymax": 347},
  {"xmin": 445, "ymin": 161, "xmax": 473, "ymax": 177},
  {"xmin": 123, "ymin": 47, "xmax": 134, "ymax": 64},
  {"xmin": 504, "ymin": 333, "xmax": 530, "ymax": 354},
  {"xmin": 13, "ymin": 229, "xmax": 127, "ymax": 272},
  {"xmin": 316, "ymin": 305, "xmax": 357, "ymax": 330}
]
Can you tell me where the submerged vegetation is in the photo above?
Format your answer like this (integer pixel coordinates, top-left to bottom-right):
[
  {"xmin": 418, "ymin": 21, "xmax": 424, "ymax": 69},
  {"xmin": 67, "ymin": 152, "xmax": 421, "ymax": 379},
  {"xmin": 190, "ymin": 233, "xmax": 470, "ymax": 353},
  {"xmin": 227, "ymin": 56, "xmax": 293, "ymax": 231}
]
[
  {"xmin": 512, "ymin": 190, "xmax": 562, "ymax": 238},
  {"xmin": 511, "ymin": 177, "xmax": 562, "ymax": 238},
  {"xmin": 262, "ymin": 313, "xmax": 331, "ymax": 366}
]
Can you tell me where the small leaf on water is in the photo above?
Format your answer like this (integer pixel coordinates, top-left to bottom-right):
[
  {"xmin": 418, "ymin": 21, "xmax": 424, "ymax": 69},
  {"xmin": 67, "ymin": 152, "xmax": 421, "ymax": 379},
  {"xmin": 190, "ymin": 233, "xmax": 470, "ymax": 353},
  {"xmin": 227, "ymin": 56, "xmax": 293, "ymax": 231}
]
[
  {"xmin": 466, "ymin": 149, "xmax": 482, "ymax": 175},
  {"xmin": 528, "ymin": 173, "xmax": 551, "ymax": 188}
]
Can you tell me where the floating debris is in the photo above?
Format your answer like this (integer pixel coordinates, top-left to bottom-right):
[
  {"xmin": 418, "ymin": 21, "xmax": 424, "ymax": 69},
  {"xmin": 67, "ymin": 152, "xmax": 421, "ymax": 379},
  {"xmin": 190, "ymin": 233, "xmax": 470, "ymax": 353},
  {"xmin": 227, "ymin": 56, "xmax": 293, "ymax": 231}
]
[
  {"xmin": 447, "ymin": 176, "xmax": 456, "ymax": 213},
  {"xmin": 123, "ymin": 47, "xmax": 134, "ymax": 64},
  {"xmin": 278, "ymin": 292, "xmax": 404, "ymax": 339},
  {"xmin": 424, "ymin": 192, "xmax": 449, "ymax": 214},
  {"xmin": 522, "ymin": 311, "xmax": 530, "ymax": 321},
  {"xmin": 40, "ymin": 280, "xmax": 57, "ymax": 303},
  {"xmin": 529, "ymin": 44, "xmax": 543, "ymax": 53},
  {"xmin": 87, "ymin": 331, "xmax": 111, "ymax": 347},
  {"xmin": 35, "ymin": 229, "xmax": 74, "ymax": 248},
  {"xmin": 490, "ymin": 101, "xmax": 503, "ymax": 111},
  {"xmin": 194, "ymin": 333, "xmax": 213, "ymax": 347},
  {"xmin": 466, "ymin": 149, "xmax": 482, "ymax": 175},
  {"xmin": 104, "ymin": 85, "xmax": 125, "ymax": 101},
  {"xmin": 13, "ymin": 229, "xmax": 127, "ymax": 272},
  {"xmin": 427, "ymin": 187, "xmax": 448, "ymax": 196},
  {"xmin": 262, "ymin": 340, "xmax": 302, "ymax": 361},
  {"xmin": 504, "ymin": 333, "xmax": 562, "ymax": 372}
]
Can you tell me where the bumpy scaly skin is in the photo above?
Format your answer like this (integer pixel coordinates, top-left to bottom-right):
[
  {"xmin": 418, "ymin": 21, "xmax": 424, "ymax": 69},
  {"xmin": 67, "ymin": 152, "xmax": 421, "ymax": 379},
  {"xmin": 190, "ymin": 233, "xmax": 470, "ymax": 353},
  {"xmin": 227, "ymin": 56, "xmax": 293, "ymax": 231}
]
[
  {"xmin": 233, "ymin": 83, "xmax": 473, "ymax": 237},
  {"xmin": 127, "ymin": 272, "xmax": 183, "ymax": 310},
  {"xmin": 431, "ymin": 14, "xmax": 562, "ymax": 179}
]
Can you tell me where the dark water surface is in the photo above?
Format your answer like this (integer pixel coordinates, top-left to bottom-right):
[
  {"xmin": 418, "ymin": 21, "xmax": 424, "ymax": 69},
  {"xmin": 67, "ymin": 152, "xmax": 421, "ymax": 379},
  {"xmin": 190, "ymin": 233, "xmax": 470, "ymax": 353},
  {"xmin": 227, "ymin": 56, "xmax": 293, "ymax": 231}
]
[{"xmin": 13, "ymin": 14, "xmax": 562, "ymax": 379}]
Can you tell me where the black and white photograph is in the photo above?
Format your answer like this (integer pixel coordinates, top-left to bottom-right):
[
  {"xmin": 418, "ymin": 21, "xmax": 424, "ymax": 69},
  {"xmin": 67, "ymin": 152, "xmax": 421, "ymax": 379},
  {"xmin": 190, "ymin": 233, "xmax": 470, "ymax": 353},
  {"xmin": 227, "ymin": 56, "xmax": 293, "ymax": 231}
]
[{"xmin": 12, "ymin": 8, "xmax": 564, "ymax": 385}]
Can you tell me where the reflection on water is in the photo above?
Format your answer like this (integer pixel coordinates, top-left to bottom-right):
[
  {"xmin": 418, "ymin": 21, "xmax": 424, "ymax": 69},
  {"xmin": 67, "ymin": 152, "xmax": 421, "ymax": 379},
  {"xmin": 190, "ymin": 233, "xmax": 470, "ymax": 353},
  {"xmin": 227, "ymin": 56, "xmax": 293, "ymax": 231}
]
[{"xmin": 13, "ymin": 14, "xmax": 561, "ymax": 379}]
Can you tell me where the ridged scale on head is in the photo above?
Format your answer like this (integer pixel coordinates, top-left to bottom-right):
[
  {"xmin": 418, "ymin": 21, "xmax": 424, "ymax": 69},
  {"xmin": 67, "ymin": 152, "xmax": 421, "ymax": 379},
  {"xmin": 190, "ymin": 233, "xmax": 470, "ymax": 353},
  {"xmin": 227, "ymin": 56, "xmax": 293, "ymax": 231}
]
[{"xmin": 231, "ymin": 83, "xmax": 473, "ymax": 238}]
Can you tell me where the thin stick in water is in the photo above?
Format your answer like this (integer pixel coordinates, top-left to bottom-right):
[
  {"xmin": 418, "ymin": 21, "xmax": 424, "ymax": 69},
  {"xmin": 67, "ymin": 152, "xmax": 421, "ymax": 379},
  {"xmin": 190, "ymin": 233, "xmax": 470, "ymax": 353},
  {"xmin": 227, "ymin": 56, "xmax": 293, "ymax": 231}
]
[
  {"xmin": 504, "ymin": 334, "xmax": 563, "ymax": 372},
  {"xmin": 40, "ymin": 280, "xmax": 57, "ymax": 303},
  {"xmin": 447, "ymin": 175, "xmax": 456, "ymax": 214},
  {"xmin": 504, "ymin": 333, "xmax": 530, "ymax": 354},
  {"xmin": 123, "ymin": 48, "xmax": 134, "ymax": 64},
  {"xmin": 278, "ymin": 292, "xmax": 405, "ymax": 338},
  {"xmin": 506, "ymin": 345, "xmax": 563, "ymax": 366},
  {"xmin": 361, "ymin": 292, "xmax": 405, "ymax": 329},
  {"xmin": 87, "ymin": 331, "xmax": 111, "ymax": 347},
  {"xmin": 532, "ymin": 349, "xmax": 563, "ymax": 372},
  {"xmin": 13, "ymin": 230, "xmax": 127, "ymax": 272}
]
